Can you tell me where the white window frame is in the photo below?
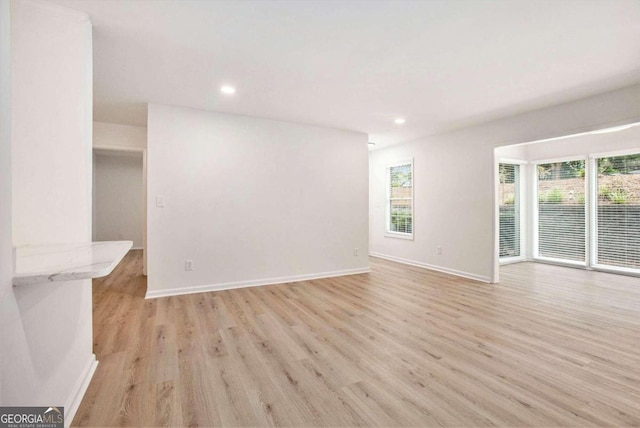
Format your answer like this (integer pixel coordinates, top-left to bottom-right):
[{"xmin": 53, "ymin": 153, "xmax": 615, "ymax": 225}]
[
  {"xmin": 532, "ymin": 155, "xmax": 589, "ymax": 267},
  {"xmin": 385, "ymin": 159, "xmax": 414, "ymax": 240},
  {"xmin": 498, "ymin": 158, "xmax": 527, "ymax": 265},
  {"xmin": 589, "ymin": 148, "xmax": 640, "ymax": 276}
]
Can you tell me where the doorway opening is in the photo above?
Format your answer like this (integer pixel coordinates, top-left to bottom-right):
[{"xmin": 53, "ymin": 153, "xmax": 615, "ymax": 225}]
[{"xmin": 93, "ymin": 147, "xmax": 147, "ymax": 275}]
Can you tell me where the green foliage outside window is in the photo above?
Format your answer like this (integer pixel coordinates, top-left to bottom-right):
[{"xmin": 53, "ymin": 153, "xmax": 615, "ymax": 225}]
[{"xmin": 390, "ymin": 209, "xmax": 413, "ymax": 234}]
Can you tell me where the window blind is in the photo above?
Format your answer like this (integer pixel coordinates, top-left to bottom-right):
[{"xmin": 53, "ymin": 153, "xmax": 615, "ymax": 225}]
[
  {"xmin": 499, "ymin": 163, "xmax": 520, "ymax": 258},
  {"xmin": 537, "ymin": 160, "xmax": 586, "ymax": 262},
  {"xmin": 388, "ymin": 162, "xmax": 413, "ymax": 235},
  {"xmin": 596, "ymin": 154, "xmax": 640, "ymax": 270}
]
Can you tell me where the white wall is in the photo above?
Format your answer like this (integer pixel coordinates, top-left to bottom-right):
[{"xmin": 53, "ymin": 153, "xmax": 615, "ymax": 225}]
[
  {"xmin": 495, "ymin": 144, "xmax": 528, "ymax": 160},
  {"xmin": 1, "ymin": 1, "xmax": 94, "ymax": 424},
  {"xmin": 93, "ymin": 121, "xmax": 146, "ymax": 150},
  {"xmin": 370, "ymin": 136, "xmax": 497, "ymax": 282},
  {"xmin": 0, "ymin": 0, "xmax": 12, "ymax": 405},
  {"xmin": 93, "ymin": 151, "xmax": 144, "ymax": 248},
  {"xmin": 147, "ymin": 104, "xmax": 369, "ymax": 297},
  {"xmin": 370, "ymin": 84, "xmax": 640, "ymax": 283}
]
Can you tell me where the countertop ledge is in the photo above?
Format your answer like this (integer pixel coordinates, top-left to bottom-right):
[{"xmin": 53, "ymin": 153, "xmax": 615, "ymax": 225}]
[{"xmin": 13, "ymin": 241, "xmax": 133, "ymax": 286}]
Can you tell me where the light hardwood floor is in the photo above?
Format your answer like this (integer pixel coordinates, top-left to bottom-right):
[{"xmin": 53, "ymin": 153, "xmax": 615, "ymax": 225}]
[{"xmin": 72, "ymin": 250, "xmax": 640, "ymax": 427}]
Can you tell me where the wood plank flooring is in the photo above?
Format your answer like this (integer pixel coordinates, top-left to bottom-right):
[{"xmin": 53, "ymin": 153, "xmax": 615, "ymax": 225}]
[{"xmin": 72, "ymin": 250, "xmax": 640, "ymax": 427}]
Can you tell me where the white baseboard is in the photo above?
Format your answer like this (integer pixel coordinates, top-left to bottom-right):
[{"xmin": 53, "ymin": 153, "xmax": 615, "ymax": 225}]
[
  {"xmin": 131, "ymin": 246, "xmax": 143, "ymax": 250},
  {"xmin": 64, "ymin": 354, "xmax": 98, "ymax": 428},
  {"xmin": 145, "ymin": 267, "xmax": 371, "ymax": 299},
  {"xmin": 369, "ymin": 252, "xmax": 491, "ymax": 283}
]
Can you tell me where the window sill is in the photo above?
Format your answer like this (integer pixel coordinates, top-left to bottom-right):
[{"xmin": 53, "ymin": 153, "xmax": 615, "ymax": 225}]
[
  {"xmin": 385, "ymin": 232, "xmax": 414, "ymax": 241},
  {"xmin": 591, "ymin": 264, "xmax": 640, "ymax": 277},
  {"xmin": 499, "ymin": 256, "xmax": 526, "ymax": 265},
  {"xmin": 532, "ymin": 256, "xmax": 586, "ymax": 268}
]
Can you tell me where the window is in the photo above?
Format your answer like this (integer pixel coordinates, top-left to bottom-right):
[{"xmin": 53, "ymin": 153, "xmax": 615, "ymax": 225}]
[
  {"xmin": 386, "ymin": 160, "xmax": 413, "ymax": 238},
  {"xmin": 533, "ymin": 153, "xmax": 640, "ymax": 275},
  {"xmin": 595, "ymin": 153, "xmax": 640, "ymax": 270},
  {"xmin": 535, "ymin": 159, "xmax": 586, "ymax": 263},
  {"xmin": 499, "ymin": 163, "xmax": 522, "ymax": 259}
]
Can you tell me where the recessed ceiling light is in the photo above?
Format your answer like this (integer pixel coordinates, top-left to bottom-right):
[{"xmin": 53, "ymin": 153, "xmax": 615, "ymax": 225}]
[
  {"xmin": 220, "ymin": 85, "xmax": 236, "ymax": 95},
  {"xmin": 394, "ymin": 118, "xmax": 406, "ymax": 125}
]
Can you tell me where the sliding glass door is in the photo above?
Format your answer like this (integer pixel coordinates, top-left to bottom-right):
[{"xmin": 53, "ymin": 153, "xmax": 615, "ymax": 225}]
[{"xmin": 594, "ymin": 154, "xmax": 640, "ymax": 271}]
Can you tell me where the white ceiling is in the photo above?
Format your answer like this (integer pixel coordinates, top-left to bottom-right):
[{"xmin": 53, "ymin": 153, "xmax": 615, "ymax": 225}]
[{"xmin": 49, "ymin": 0, "xmax": 640, "ymax": 148}]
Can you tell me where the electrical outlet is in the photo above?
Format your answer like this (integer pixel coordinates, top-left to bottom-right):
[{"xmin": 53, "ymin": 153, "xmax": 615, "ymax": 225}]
[
  {"xmin": 353, "ymin": 248, "xmax": 359, "ymax": 256},
  {"xmin": 436, "ymin": 246, "xmax": 442, "ymax": 255},
  {"xmin": 156, "ymin": 195, "xmax": 165, "ymax": 208},
  {"xmin": 185, "ymin": 260, "xmax": 193, "ymax": 271}
]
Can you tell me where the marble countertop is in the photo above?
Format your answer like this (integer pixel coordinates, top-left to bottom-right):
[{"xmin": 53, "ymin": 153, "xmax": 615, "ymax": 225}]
[{"xmin": 13, "ymin": 241, "xmax": 133, "ymax": 286}]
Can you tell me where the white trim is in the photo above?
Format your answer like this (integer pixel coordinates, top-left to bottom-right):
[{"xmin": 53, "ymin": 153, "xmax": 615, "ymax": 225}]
[
  {"xmin": 370, "ymin": 252, "xmax": 491, "ymax": 283},
  {"xmin": 131, "ymin": 246, "xmax": 143, "ymax": 250},
  {"xmin": 385, "ymin": 158, "xmax": 414, "ymax": 169},
  {"xmin": 588, "ymin": 147, "xmax": 640, "ymax": 160},
  {"xmin": 385, "ymin": 158, "xmax": 414, "ymax": 240},
  {"xmin": 532, "ymin": 256, "xmax": 586, "ymax": 268},
  {"xmin": 583, "ymin": 158, "xmax": 590, "ymax": 267},
  {"xmin": 589, "ymin": 123, "xmax": 640, "ymax": 134},
  {"xmin": 499, "ymin": 256, "xmax": 526, "ymax": 265},
  {"xmin": 492, "ymin": 156, "xmax": 500, "ymax": 283},
  {"xmin": 384, "ymin": 231, "xmax": 414, "ymax": 240},
  {"xmin": 591, "ymin": 264, "xmax": 640, "ymax": 277},
  {"xmin": 532, "ymin": 154, "xmax": 588, "ymax": 165},
  {"xmin": 519, "ymin": 163, "xmax": 528, "ymax": 260},
  {"xmin": 497, "ymin": 161, "xmax": 525, "ymax": 265},
  {"xmin": 587, "ymin": 157, "xmax": 597, "ymax": 268},
  {"xmin": 505, "ymin": 120, "xmax": 640, "ymax": 148},
  {"xmin": 64, "ymin": 354, "xmax": 98, "ymax": 428},
  {"xmin": 533, "ymin": 157, "xmax": 588, "ymax": 262},
  {"xmin": 530, "ymin": 162, "xmax": 540, "ymax": 258},
  {"xmin": 145, "ymin": 267, "xmax": 372, "ymax": 299},
  {"xmin": 498, "ymin": 157, "xmax": 528, "ymax": 165},
  {"xmin": 142, "ymin": 149, "xmax": 147, "ymax": 277},
  {"xmin": 93, "ymin": 144, "xmax": 145, "ymax": 153},
  {"xmin": 516, "ymin": 257, "xmax": 640, "ymax": 278}
]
